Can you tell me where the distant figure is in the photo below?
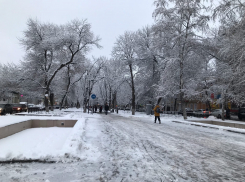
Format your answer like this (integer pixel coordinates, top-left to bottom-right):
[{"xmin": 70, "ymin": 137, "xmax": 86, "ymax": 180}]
[
  {"xmin": 105, "ymin": 104, "xmax": 109, "ymax": 115},
  {"xmin": 153, "ymin": 104, "xmax": 161, "ymax": 124},
  {"xmin": 99, "ymin": 106, "xmax": 102, "ymax": 113},
  {"xmin": 95, "ymin": 105, "xmax": 97, "ymax": 113}
]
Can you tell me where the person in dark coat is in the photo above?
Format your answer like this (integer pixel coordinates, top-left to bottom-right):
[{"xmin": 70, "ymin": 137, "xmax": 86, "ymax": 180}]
[
  {"xmin": 105, "ymin": 104, "xmax": 109, "ymax": 115},
  {"xmin": 95, "ymin": 105, "xmax": 97, "ymax": 113},
  {"xmin": 99, "ymin": 106, "xmax": 102, "ymax": 113},
  {"xmin": 153, "ymin": 104, "xmax": 161, "ymax": 124}
]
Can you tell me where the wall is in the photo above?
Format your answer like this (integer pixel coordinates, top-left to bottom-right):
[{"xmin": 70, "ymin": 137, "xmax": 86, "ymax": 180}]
[{"xmin": 0, "ymin": 119, "xmax": 77, "ymax": 140}]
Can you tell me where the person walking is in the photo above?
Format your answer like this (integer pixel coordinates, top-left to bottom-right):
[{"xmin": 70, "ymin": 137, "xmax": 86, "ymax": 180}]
[
  {"xmin": 99, "ymin": 106, "xmax": 102, "ymax": 113},
  {"xmin": 153, "ymin": 104, "xmax": 161, "ymax": 124},
  {"xmin": 95, "ymin": 105, "xmax": 97, "ymax": 113},
  {"xmin": 105, "ymin": 104, "xmax": 109, "ymax": 115}
]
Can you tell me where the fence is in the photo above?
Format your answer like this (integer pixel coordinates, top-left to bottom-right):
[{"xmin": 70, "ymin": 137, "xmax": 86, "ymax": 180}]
[{"xmin": 28, "ymin": 107, "xmax": 45, "ymax": 113}]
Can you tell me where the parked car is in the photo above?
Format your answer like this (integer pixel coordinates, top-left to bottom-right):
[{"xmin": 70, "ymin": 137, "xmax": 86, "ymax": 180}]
[
  {"xmin": 0, "ymin": 104, "xmax": 13, "ymax": 115},
  {"xmin": 238, "ymin": 108, "xmax": 245, "ymax": 120},
  {"xmin": 12, "ymin": 104, "xmax": 28, "ymax": 113},
  {"xmin": 178, "ymin": 108, "xmax": 193, "ymax": 116},
  {"xmin": 193, "ymin": 109, "xmax": 210, "ymax": 118},
  {"xmin": 211, "ymin": 109, "xmax": 227, "ymax": 119},
  {"xmin": 27, "ymin": 104, "xmax": 35, "ymax": 108},
  {"xmin": 136, "ymin": 108, "xmax": 146, "ymax": 112},
  {"xmin": 35, "ymin": 104, "xmax": 45, "ymax": 110}
]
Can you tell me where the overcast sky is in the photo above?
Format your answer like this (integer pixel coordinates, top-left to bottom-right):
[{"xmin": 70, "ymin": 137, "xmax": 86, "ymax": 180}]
[{"xmin": 0, "ymin": 0, "xmax": 155, "ymax": 65}]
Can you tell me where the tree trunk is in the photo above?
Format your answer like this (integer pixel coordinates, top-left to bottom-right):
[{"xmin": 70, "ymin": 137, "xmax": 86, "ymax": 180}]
[
  {"xmin": 60, "ymin": 65, "xmax": 71, "ymax": 110},
  {"xmin": 180, "ymin": 60, "xmax": 187, "ymax": 119},
  {"xmin": 174, "ymin": 98, "xmax": 177, "ymax": 112},
  {"xmin": 206, "ymin": 100, "xmax": 211, "ymax": 111},
  {"xmin": 222, "ymin": 99, "xmax": 225, "ymax": 121},
  {"xmin": 222, "ymin": 90, "xmax": 225, "ymax": 121},
  {"xmin": 60, "ymin": 94, "xmax": 67, "ymax": 110},
  {"xmin": 111, "ymin": 92, "xmax": 117, "ymax": 113},
  {"xmin": 45, "ymin": 96, "xmax": 49, "ymax": 112},
  {"xmin": 44, "ymin": 89, "xmax": 49, "ymax": 112},
  {"xmin": 50, "ymin": 93, "xmax": 54, "ymax": 111},
  {"xmin": 109, "ymin": 87, "xmax": 112, "ymax": 109},
  {"xmin": 65, "ymin": 98, "xmax": 68, "ymax": 109},
  {"xmin": 83, "ymin": 99, "xmax": 87, "ymax": 113},
  {"xmin": 129, "ymin": 64, "xmax": 135, "ymax": 115},
  {"xmin": 180, "ymin": 93, "xmax": 187, "ymax": 119},
  {"xmin": 77, "ymin": 100, "xmax": 80, "ymax": 108},
  {"xmin": 157, "ymin": 97, "xmax": 162, "ymax": 105}
]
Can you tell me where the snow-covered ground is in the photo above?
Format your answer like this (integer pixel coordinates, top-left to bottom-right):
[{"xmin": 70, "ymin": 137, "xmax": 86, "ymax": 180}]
[
  {"xmin": 0, "ymin": 127, "xmax": 72, "ymax": 159},
  {"xmin": 0, "ymin": 110, "xmax": 245, "ymax": 181}
]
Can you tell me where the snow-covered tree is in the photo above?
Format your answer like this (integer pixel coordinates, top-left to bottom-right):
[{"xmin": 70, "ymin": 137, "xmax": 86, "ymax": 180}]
[
  {"xmin": 153, "ymin": 0, "xmax": 211, "ymax": 119},
  {"xmin": 52, "ymin": 54, "xmax": 87, "ymax": 109},
  {"xmin": 97, "ymin": 58, "xmax": 127, "ymax": 111},
  {"xmin": 112, "ymin": 31, "xmax": 138, "ymax": 115},
  {"xmin": 134, "ymin": 26, "xmax": 160, "ymax": 105},
  {"xmin": 212, "ymin": 0, "xmax": 245, "ymax": 106},
  {"xmin": 0, "ymin": 63, "xmax": 22, "ymax": 102},
  {"xmin": 20, "ymin": 19, "xmax": 100, "ymax": 111},
  {"xmin": 80, "ymin": 57, "xmax": 105, "ymax": 113}
]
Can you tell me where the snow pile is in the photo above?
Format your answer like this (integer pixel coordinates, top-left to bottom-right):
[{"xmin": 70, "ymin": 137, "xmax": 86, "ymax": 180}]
[
  {"xmin": 0, "ymin": 111, "xmax": 104, "ymax": 162},
  {"xmin": 0, "ymin": 127, "xmax": 72, "ymax": 160},
  {"xmin": 0, "ymin": 115, "xmax": 67, "ymax": 128}
]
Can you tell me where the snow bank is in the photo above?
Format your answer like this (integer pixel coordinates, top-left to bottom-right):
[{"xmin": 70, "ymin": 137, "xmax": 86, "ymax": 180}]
[
  {"xmin": 0, "ymin": 127, "xmax": 72, "ymax": 160},
  {"xmin": 0, "ymin": 112, "xmax": 87, "ymax": 161},
  {"xmin": 0, "ymin": 111, "xmax": 104, "ymax": 162}
]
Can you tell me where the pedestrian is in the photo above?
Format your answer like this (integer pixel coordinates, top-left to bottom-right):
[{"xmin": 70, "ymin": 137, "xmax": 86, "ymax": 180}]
[
  {"xmin": 99, "ymin": 106, "xmax": 102, "ymax": 113},
  {"xmin": 95, "ymin": 105, "xmax": 97, "ymax": 113},
  {"xmin": 153, "ymin": 104, "xmax": 161, "ymax": 124},
  {"xmin": 105, "ymin": 104, "xmax": 109, "ymax": 115}
]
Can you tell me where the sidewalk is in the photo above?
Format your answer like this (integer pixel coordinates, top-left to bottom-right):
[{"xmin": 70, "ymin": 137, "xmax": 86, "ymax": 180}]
[
  {"xmin": 187, "ymin": 118, "xmax": 245, "ymax": 129},
  {"xmin": 170, "ymin": 117, "xmax": 245, "ymax": 135}
]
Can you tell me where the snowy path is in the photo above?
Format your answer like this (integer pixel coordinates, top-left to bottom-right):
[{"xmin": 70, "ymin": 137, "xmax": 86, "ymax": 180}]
[{"xmin": 0, "ymin": 113, "xmax": 245, "ymax": 182}]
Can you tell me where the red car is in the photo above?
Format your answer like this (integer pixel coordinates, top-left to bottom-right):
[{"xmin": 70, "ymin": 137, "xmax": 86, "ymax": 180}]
[{"xmin": 12, "ymin": 104, "xmax": 28, "ymax": 113}]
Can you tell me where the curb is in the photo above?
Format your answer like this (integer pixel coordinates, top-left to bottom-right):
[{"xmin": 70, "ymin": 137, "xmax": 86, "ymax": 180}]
[{"xmin": 172, "ymin": 120, "xmax": 245, "ymax": 135}]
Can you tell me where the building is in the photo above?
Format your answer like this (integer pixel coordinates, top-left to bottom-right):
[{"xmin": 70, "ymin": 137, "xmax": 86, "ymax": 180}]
[{"xmin": 0, "ymin": 91, "xmax": 20, "ymax": 104}]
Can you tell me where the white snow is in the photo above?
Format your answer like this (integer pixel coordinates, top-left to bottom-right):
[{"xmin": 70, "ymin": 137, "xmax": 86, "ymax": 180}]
[
  {"xmin": 0, "ymin": 115, "xmax": 63, "ymax": 128},
  {"xmin": 0, "ymin": 127, "xmax": 72, "ymax": 160},
  {"xmin": 0, "ymin": 109, "xmax": 245, "ymax": 181}
]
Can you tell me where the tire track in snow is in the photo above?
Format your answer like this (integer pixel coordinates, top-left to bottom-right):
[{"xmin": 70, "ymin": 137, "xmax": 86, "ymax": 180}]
[
  {"xmin": 103, "ymin": 114, "xmax": 245, "ymax": 182},
  {"xmin": 100, "ymin": 115, "xmax": 176, "ymax": 182}
]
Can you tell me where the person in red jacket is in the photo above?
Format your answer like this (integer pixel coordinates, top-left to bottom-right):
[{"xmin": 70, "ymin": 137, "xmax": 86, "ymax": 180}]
[{"xmin": 153, "ymin": 104, "xmax": 161, "ymax": 124}]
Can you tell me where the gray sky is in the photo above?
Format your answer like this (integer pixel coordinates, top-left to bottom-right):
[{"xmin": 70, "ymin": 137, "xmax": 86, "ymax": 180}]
[{"xmin": 0, "ymin": 0, "xmax": 155, "ymax": 65}]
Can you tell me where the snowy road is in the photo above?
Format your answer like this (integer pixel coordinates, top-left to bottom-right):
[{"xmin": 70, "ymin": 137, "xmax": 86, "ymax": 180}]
[{"xmin": 0, "ymin": 113, "xmax": 245, "ymax": 182}]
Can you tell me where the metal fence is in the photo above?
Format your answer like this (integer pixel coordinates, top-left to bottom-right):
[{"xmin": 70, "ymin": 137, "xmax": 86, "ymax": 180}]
[{"xmin": 28, "ymin": 107, "xmax": 45, "ymax": 113}]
